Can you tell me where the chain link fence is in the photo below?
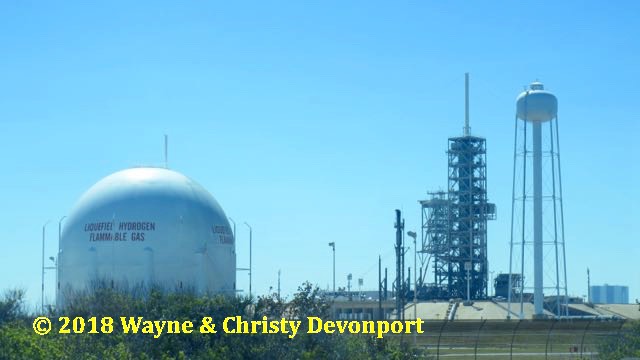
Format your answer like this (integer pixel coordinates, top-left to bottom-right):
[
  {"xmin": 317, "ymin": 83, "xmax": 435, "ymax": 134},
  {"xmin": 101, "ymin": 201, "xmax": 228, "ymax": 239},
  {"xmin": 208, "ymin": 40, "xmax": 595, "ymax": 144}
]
[{"xmin": 395, "ymin": 319, "xmax": 626, "ymax": 359}]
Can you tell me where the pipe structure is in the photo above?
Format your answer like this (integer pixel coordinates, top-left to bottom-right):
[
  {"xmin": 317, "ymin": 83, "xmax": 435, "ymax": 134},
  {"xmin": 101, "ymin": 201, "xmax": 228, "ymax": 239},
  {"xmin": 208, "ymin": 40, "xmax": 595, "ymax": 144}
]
[{"xmin": 533, "ymin": 121, "xmax": 543, "ymax": 316}]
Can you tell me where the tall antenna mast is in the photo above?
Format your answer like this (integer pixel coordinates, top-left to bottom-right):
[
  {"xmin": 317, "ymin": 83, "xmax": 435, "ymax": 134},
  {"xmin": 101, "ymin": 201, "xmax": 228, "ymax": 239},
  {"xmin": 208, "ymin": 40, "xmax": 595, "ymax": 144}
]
[
  {"xmin": 164, "ymin": 134, "xmax": 168, "ymax": 168},
  {"xmin": 464, "ymin": 72, "xmax": 471, "ymax": 136}
]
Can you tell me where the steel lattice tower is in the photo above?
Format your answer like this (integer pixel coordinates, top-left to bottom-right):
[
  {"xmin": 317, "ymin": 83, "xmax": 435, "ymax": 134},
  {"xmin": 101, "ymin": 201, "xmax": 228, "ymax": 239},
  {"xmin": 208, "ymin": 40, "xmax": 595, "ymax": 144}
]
[
  {"xmin": 447, "ymin": 134, "xmax": 496, "ymax": 299},
  {"xmin": 419, "ymin": 74, "xmax": 496, "ymax": 300}
]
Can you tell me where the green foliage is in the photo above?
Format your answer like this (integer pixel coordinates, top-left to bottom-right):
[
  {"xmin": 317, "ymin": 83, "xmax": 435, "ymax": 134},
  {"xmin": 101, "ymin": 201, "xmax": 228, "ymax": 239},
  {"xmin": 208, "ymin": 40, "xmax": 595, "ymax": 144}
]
[
  {"xmin": 598, "ymin": 320, "xmax": 640, "ymax": 360},
  {"xmin": 0, "ymin": 324, "xmax": 61, "ymax": 359},
  {"xmin": 0, "ymin": 283, "xmax": 423, "ymax": 359},
  {"xmin": 0, "ymin": 289, "xmax": 26, "ymax": 325}
]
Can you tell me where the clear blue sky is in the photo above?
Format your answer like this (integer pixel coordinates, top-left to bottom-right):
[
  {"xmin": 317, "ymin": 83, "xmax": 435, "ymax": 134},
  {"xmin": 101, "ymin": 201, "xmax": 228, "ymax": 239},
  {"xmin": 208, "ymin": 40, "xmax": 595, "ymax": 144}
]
[{"xmin": 1, "ymin": 1, "xmax": 638, "ymax": 309}]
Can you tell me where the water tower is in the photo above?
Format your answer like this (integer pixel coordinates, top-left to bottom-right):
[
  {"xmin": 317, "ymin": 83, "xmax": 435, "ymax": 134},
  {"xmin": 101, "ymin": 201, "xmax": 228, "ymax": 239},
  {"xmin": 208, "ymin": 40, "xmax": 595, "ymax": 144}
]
[{"xmin": 508, "ymin": 81, "xmax": 568, "ymax": 318}]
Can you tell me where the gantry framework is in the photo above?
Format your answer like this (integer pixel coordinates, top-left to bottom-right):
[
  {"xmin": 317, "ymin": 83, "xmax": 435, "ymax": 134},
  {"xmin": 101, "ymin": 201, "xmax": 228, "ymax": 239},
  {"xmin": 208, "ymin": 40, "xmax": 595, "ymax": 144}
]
[
  {"xmin": 448, "ymin": 135, "xmax": 495, "ymax": 299},
  {"xmin": 419, "ymin": 136, "xmax": 496, "ymax": 300},
  {"xmin": 419, "ymin": 191, "xmax": 449, "ymax": 299}
]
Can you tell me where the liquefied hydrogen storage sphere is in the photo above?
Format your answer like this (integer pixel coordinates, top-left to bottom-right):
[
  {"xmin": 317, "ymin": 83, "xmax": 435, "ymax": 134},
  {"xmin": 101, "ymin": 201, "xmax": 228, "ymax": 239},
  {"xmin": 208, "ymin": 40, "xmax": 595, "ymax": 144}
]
[{"xmin": 57, "ymin": 167, "xmax": 236, "ymax": 307}]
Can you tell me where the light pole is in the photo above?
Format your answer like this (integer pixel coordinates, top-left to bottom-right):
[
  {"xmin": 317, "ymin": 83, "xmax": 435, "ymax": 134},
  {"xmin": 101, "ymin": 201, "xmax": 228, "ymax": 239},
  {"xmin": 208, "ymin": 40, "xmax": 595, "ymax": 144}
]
[
  {"xmin": 231, "ymin": 217, "xmax": 249, "ymax": 295},
  {"xmin": 41, "ymin": 220, "xmax": 51, "ymax": 313},
  {"xmin": 57, "ymin": 216, "xmax": 66, "ymax": 302},
  {"xmin": 407, "ymin": 232, "xmax": 417, "ymax": 295},
  {"xmin": 328, "ymin": 242, "xmax": 335, "ymax": 294},
  {"xmin": 44, "ymin": 257, "xmax": 57, "ymax": 308},
  {"xmin": 244, "ymin": 222, "xmax": 252, "ymax": 298},
  {"xmin": 407, "ymin": 230, "xmax": 417, "ymax": 345}
]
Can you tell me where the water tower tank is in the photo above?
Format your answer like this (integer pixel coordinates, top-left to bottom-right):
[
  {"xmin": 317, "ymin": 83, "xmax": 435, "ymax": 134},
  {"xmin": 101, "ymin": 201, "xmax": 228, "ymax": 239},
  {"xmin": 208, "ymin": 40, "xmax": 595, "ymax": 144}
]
[
  {"xmin": 58, "ymin": 167, "xmax": 235, "ymax": 305},
  {"xmin": 516, "ymin": 81, "xmax": 558, "ymax": 122}
]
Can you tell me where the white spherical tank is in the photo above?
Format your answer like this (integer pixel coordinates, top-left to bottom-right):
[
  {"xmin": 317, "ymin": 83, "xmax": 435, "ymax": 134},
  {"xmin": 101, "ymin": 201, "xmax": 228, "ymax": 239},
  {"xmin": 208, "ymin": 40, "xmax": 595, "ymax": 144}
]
[
  {"xmin": 58, "ymin": 167, "xmax": 235, "ymax": 305},
  {"xmin": 516, "ymin": 81, "xmax": 558, "ymax": 122}
]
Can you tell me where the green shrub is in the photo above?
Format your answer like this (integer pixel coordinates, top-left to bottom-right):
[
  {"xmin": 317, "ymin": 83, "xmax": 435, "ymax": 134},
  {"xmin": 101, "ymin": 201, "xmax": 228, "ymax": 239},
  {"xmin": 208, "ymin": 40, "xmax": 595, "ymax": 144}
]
[{"xmin": 0, "ymin": 283, "xmax": 424, "ymax": 360}]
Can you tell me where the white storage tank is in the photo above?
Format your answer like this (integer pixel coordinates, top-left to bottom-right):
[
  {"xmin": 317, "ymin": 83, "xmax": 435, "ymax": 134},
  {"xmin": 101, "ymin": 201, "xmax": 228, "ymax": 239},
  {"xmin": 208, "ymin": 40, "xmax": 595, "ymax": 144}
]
[
  {"xmin": 516, "ymin": 81, "xmax": 558, "ymax": 122},
  {"xmin": 57, "ymin": 167, "xmax": 235, "ymax": 306}
]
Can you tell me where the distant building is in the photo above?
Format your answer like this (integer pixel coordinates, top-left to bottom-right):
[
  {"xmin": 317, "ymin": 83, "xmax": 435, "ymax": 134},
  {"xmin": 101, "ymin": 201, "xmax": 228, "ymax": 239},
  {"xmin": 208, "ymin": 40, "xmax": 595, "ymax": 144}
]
[
  {"xmin": 590, "ymin": 284, "xmax": 629, "ymax": 304},
  {"xmin": 494, "ymin": 273, "xmax": 522, "ymax": 299}
]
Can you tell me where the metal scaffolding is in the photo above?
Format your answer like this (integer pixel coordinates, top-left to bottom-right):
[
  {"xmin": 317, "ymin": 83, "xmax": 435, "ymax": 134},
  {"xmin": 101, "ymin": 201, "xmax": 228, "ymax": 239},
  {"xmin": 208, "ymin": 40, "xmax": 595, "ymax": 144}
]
[
  {"xmin": 418, "ymin": 136, "xmax": 496, "ymax": 300},
  {"xmin": 447, "ymin": 135, "xmax": 496, "ymax": 299},
  {"xmin": 418, "ymin": 74, "xmax": 496, "ymax": 301},
  {"xmin": 419, "ymin": 191, "xmax": 449, "ymax": 299}
]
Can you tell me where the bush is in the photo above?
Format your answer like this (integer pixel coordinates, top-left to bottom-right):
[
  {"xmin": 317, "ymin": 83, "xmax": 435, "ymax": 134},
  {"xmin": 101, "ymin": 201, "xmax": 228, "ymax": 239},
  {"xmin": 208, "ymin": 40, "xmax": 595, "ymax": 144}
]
[
  {"xmin": 598, "ymin": 320, "xmax": 640, "ymax": 360},
  {"xmin": 0, "ymin": 283, "xmax": 425, "ymax": 359},
  {"xmin": 0, "ymin": 289, "xmax": 26, "ymax": 325}
]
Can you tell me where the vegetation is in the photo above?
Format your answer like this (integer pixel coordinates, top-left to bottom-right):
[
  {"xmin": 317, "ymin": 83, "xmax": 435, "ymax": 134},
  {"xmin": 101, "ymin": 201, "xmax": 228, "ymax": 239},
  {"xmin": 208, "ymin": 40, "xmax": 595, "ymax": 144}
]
[
  {"xmin": 598, "ymin": 319, "xmax": 640, "ymax": 360},
  {"xmin": 0, "ymin": 283, "xmax": 425, "ymax": 360}
]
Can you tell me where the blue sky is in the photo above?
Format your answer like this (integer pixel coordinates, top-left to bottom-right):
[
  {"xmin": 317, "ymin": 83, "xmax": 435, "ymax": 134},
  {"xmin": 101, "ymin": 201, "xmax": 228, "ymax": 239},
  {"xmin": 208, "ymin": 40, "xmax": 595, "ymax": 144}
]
[{"xmin": 1, "ymin": 1, "xmax": 638, "ymax": 308}]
